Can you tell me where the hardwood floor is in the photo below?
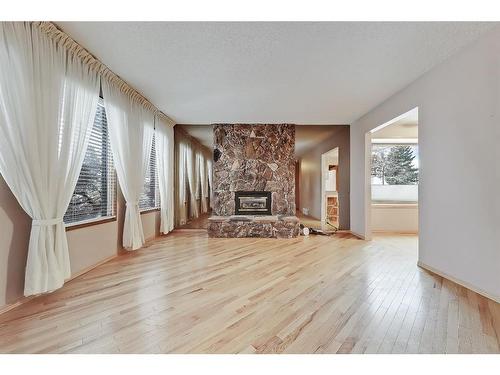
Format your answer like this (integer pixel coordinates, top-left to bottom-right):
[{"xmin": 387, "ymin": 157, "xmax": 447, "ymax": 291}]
[
  {"xmin": 0, "ymin": 231, "xmax": 498, "ymax": 354},
  {"xmin": 177, "ymin": 212, "xmax": 210, "ymax": 229},
  {"xmin": 297, "ymin": 212, "xmax": 341, "ymax": 231}
]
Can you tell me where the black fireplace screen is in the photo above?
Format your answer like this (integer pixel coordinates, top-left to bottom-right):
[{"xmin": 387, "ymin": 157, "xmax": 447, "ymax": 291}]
[{"xmin": 234, "ymin": 191, "xmax": 272, "ymax": 215}]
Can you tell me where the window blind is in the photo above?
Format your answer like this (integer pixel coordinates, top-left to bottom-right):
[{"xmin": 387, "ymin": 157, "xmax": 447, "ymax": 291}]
[
  {"xmin": 64, "ymin": 98, "xmax": 116, "ymax": 224},
  {"xmin": 139, "ymin": 135, "xmax": 160, "ymax": 211}
]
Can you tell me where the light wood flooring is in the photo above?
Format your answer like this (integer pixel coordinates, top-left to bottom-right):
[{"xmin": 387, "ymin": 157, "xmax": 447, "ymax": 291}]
[
  {"xmin": 177, "ymin": 212, "xmax": 210, "ymax": 229},
  {"xmin": 0, "ymin": 231, "xmax": 499, "ymax": 354},
  {"xmin": 297, "ymin": 212, "xmax": 341, "ymax": 231}
]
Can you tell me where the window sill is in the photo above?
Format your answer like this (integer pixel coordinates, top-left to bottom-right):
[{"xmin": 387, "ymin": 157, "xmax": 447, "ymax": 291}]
[
  {"xmin": 140, "ymin": 208, "xmax": 160, "ymax": 215},
  {"xmin": 65, "ymin": 216, "xmax": 117, "ymax": 231}
]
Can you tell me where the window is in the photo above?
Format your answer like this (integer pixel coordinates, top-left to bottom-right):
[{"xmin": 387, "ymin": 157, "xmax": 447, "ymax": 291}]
[
  {"xmin": 64, "ymin": 98, "xmax": 116, "ymax": 224},
  {"xmin": 371, "ymin": 143, "xmax": 419, "ymax": 203},
  {"xmin": 139, "ymin": 135, "xmax": 160, "ymax": 211}
]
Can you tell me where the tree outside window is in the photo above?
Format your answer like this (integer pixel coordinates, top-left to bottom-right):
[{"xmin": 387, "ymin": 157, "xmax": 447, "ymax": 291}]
[{"xmin": 371, "ymin": 143, "xmax": 419, "ymax": 203}]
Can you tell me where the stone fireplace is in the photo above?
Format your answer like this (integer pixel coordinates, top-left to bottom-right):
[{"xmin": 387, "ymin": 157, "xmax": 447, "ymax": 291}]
[{"xmin": 208, "ymin": 124, "xmax": 300, "ymax": 238}]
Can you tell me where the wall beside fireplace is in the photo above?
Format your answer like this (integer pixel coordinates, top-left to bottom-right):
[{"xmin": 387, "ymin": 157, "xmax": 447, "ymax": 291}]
[{"xmin": 212, "ymin": 124, "xmax": 296, "ymax": 216}]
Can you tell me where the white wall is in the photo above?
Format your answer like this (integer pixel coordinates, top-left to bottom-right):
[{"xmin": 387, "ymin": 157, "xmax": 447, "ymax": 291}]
[
  {"xmin": 371, "ymin": 204, "xmax": 418, "ymax": 233},
  {"xmin": 141, "ymin": 211, "xmax": 160, "ymax": 241},
  {"xmin": 350, "ymin": 27, "xmax": 500, "ymax": 301},
  {"xmin": 324, "ymin": 149, "xmax": 339, "ymax": 192},
  {"xmin": 299, "ymin": 126, "xmax": 350, "ymax": 229}
]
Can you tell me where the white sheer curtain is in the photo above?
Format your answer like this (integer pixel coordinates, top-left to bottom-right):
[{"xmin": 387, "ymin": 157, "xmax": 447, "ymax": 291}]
[
  {"xmin": 175, "ymin": 139, "xmax": 189, "ymax": 226},
  {"xmin": 186, "ymin": 142, "xmax": 200, "ymax": 219},
  {"xmin": 174, "ymin": 129, "xmax": 213, "ymax": 226},
  {"xmin": 0, "ymin": 22, "xmax": 100, "ymax": 296},
  {"xmin": 102, "ymin": 80, "xmax": 154, "ymax": 250},
  {"xmin": 207, "ymin": 158, "xmax": 213, "ymax": 209},
  {"xmin": 155, "ymin": 116, "xmax": 175, "ymax": 234},
  {"xmin": 194, "ymin": 150, "xmax": 202, "ymax": 214},
  {"xmin": 199, "ymin": 152, "xmax": 209, "ymax": 213}
]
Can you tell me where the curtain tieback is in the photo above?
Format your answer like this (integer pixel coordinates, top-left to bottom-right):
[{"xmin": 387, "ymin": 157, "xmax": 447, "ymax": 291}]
[
  {"xmin": 126, "ymin": 201, "xmax": 140, "ymax": 208},
  {"xmin": 32, "ymin": 217, "xmax": 63, "ymax": 226}
]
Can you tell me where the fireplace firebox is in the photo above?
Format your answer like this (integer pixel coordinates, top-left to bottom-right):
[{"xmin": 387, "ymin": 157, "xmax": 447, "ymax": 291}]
[{"xmin": 234, "ymin": 191, "xmax": 272, "ymax": 215}]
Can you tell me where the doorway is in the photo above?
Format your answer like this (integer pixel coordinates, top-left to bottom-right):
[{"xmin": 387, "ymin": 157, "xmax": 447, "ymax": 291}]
[
  {"xmin": 365, "ymin": 108, "xmax": 419, "ymax": 239},
  {"xmin": 321, "ymin": 147, "xmax": 339, "ymax": 229}
]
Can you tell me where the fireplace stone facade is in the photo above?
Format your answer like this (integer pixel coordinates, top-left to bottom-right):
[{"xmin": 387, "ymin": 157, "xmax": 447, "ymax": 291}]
[
  {"xmin": 208, "ymin": 124, "xmax": 299, "ymax": 238},
  {"xmin": 212, "ymin": 124, "xmax": 296, "ymax": 216}
]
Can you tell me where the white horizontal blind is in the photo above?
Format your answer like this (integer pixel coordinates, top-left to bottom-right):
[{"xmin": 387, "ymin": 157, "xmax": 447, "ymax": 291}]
[
  {"xmin": 139, "ymin": 134, "xmax": 160, "ymax": 211},
  {"xmin": 64, "ymin": 98, "xmax": 116, "ymax": 224}
]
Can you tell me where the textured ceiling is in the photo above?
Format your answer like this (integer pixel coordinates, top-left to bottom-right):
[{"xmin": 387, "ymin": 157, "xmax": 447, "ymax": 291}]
[
  {"xmin": 58, "ymin": 22, "xmax": 495, "ymax": 124},
  {"xmin": 372, "ymin": 121, "xmax": 418, "ymax": 139},
  {"xmin": 371, "ymin": 107, "xmax": 418, "ymax": 138},
  {"xmin": 178, "ymin": 124, "xmax": 348, "ymax": 157}
]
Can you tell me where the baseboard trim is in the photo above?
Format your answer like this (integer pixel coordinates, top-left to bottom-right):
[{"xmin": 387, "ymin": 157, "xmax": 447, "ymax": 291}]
[
  {"xmin": 0, "ymin": 234, "xmax": 166, "ymax": 316},
  {"xmin": 349, "ymin": 230, "xmax": 366, "ymax": 240},
  {"xmin": 174, "ymin": 228, "xmax": 208, "ymax": 233},
  {"xmin": 0, "ymin": 253, "xmax": 119, "ymax": 316},
  {"xmin": 372, "ymin": 230, "xmax": 418, "ymax": 235},
  {"xmin": 417, "ymin": 261, "xmax": 500, "ymax": 304},
  {"xmin": 0, "ymin": 295, "xmax": 36, "ymax": 315},
  {"xmin": 68, "ymin": 254, "xmax": 118, "ymax": 280}
]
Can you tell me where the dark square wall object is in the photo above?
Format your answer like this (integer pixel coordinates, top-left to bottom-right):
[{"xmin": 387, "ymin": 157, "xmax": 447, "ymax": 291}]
[
  {"xmin": 212, "ymin": 124, "xmax": 296, "ymax": 216},
  {"xmin": 234, "ymin": 191, "xmax": 272, "ymax": 215}
]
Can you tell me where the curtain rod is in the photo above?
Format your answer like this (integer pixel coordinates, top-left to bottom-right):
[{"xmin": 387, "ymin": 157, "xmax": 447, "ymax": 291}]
[{"xmin": 36, "ymin": 21, "xmax": 175, "ymax": 127}]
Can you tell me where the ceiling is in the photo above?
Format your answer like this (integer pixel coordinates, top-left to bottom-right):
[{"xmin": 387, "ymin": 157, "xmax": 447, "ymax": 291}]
[
  {"xmin": 178, "ymin": 124, "xmax": 347, "ymax": 157},
  {"xmin": 324, "ymin": 147, "xmax": 339, "ymax": 166},
  {"xmin": 57, "ymin": 22, "xmax": 495, "ymax": 125},
  {"xmin": 372, "ymin": 121, "xmax": 418, "ymax": 139},
  {"xmin": 179, "ymin": 125, "xmax": 214, "ymax": 149},
  {"xmin": 372, "ymin": 107, "xmax": 418, "ymax": 139}
]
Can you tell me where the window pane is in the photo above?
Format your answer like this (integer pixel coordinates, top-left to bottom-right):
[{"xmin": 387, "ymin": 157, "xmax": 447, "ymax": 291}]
[
  {"xmin": 371, "ymin": 143, "xmax": 419, "ymax": 203},
  {"xmin": 64, "ymin": 99, "xmax": 116, "ymax": 224},
  {"xmin": 139, "ymin": 135, "xmax": 160, "ymax": 211}
]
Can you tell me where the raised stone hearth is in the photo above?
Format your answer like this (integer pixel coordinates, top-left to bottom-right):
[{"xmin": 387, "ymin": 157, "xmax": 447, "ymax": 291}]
[{"xmin": 207, "ymin": 215, "xmax": 300, "ymax": 239}]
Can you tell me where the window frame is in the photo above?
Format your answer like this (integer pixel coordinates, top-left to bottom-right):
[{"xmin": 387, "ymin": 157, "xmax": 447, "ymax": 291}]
[
  {"xmin": 64, "ymin": 97, "xmax": 117, "ymax": 229},
  {"xmin": 139, "ymin": 134, "xmax": 160, "ymax": 213},
  {"xmin": 370, "ymin": 140, "xmax": 419, "ymax": 205}
]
